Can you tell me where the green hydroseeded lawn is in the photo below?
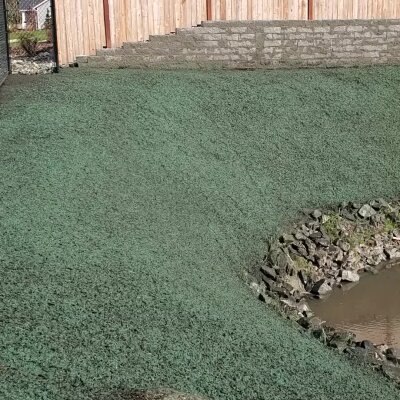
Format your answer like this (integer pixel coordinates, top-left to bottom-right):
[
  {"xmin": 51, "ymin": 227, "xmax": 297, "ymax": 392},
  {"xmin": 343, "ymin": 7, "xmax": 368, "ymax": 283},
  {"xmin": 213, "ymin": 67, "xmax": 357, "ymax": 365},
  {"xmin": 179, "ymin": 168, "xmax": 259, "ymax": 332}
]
[{"xmin": 1, "ymin": 67, "xmax": 400, "ymax": 400}]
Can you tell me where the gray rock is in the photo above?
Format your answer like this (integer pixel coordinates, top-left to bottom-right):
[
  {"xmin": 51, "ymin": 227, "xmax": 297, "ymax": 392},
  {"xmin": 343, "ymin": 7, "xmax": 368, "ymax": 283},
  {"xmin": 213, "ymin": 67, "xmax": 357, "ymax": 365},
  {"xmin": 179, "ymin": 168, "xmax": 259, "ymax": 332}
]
[
  {"xmin": 276, "ymin": 252, "xmax": 289, "ymax": 270},
  {"xmin": 358, "ymin": 340, "xmax": 375, "ymax": 350},
  {"xmin": 321, "ymin": 214, "xmax": 330, "ymax": 224},
  {"xmin": 301, "ymin": 224, "xmax": 310, "ymax": 236},
  {"xmin": 297, "ymin": 316, "xmax": 323, "ymax": 330},
  {"xmin": 316, "ymin": 237, "xmax": 330, "ymax": 247},
  {"xmin": 298, "ymin": 270, "xmax": 309, "ymax": 286},
  {"xmin": 286, "ymin": 275, "xmax": 305, "ymax": 293},
  {"xmin": 309, "ymin": 232, "xmax": 322, "ymax": 240},
  {"xmin": 364, "ymin": 265, "xmax": 378, "ymax": 274},
  {"xmin": 334, "ymin": 249, "xmax": 344, "ymax": 262},
  {"xmin": 387, "ymin": 212, "xmax": 400, "ymax": 223},
  {"xmin": 282, "ymin": 281, "xmax": 294, "ymax": 292},
  {"xmin": 358, "ymin": 204, "xmax": 377, "ymax": 218},
  {"xmin": 370, "ymin": 213, "xmax": 384, "ymax": 225},
  {"xmin": 296, "ymin": 298, "xmax": 311, "ymax": 314},
  {"xmin": 261, "ymin": 266, "xmax": 277, "ymax": 281},
  {"xmin": 366, "ymin": 256, "xmax": 380, "ymax": 266},
  {"xmin": 311, "ymin": 326, "xmax": 328, "ymax": 344},
  {"xmin": 381, "ymin": 363, "xmax": 400, "ymax": 383},
  {"xmin": 274, "ymin": 286, "xmax": 290, "ymax": 299},
  {"xmin": 340, "ymin": 209, "xmax": 356, "ymax": 221},
  {"xmin": 328, "ymin": 331, "xmax": 356, "ymax": 353},
  {"xmin": 369, "ymin": 199, "xmax": 383, "ymax": 210},
  {"xmin": 262, "ymin": 276, "xmax": 290, "ymax": 299},
  {"xmin": 377, "ymin": 344, "xmax": 389, "ymax": 354},
  {"xmin": 314, "ymin": 250, "xmax": 328, "ymax": 267},
  {"xmin": 386, "ymin": 348, "xmax": 400, "ymax": 364},
  {"xmin": 340, "ymin": 201, "xmax": 349, "ymax": 209},
  {"xmin": 295, "ymin": 231, "xmax": 307, "ymax": 241},
  {"xmin": 384, "ymin": 247, "xmax": 400, "ymax": 260},
  {"xmin": 280, "ymin": 233, "xmax": 295, "ymax": 243},
  {"xmin": 290, "ymin": 242, "xmax": 308, "ymax": 258},
  {"xmin": 261, "ymin": 276, "xmax": 278, "ymax": 291},
  {"xmin": 311, "ymin": 279, "xmax": 332, "ymax": 296},
  {"xmin": 345, "ymin": 346, "xmax": 378, "ymax": 365},
  {"xmin": 268, "ymin": 249, "xmax": 282, "ymax": 266},
  {"xmin": 311, "ymin": 209, "xmax": 322, "ymax": 219},
  {"xmin": 377, "ymin": 198, "xmax": 391, "ymax": 209},
  {"xmin": 304, "ymin": 238, "xmax": 316, "ymax": 257},
  {"xmin": 336, "ymin": 240, "xmax": 351, "ymax": 252},
  {"xmin": 341, "ymin": 270, "xmax": 360, "ymax": 282}
]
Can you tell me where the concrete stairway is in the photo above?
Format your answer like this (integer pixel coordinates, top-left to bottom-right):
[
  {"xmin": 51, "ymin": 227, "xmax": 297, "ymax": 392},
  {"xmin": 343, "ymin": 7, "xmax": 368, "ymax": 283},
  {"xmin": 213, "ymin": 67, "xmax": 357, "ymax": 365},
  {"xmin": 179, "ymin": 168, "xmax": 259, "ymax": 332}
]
[{"xmin": 76, "ymin": 21, "xmax": 258, "ymax": 69}]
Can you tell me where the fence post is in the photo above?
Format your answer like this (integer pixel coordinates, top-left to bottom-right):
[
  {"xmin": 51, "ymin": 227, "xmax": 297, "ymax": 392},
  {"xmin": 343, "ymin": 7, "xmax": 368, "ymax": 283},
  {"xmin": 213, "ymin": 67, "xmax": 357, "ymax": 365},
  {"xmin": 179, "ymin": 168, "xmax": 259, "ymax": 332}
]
[
  {"xmin": 206, "ymin": 0, "xmax": 212, "ymax": 20},
  {"xmin": 2, "ymin": 0, "xmax": 10, "ymax": 74},
  {"xmin": 50, "ymin": 0, "xmax": 59, "ymax": 72},
  {"xmin": 103, "ymin": 0, "xmax": 111, "ymax": 48},
  {"xmin": 308, "ymin": 0, "xmax": 314, "ymax": 20}
]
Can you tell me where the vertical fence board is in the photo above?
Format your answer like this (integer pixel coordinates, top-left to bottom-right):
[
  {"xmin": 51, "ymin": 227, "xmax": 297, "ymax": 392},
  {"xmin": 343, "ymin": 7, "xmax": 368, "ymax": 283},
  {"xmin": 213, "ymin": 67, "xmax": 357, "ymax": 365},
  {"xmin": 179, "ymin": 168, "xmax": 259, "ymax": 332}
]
[{"xmin": 313, "ymin": 0, "xmax": 400, "ymax": 20}]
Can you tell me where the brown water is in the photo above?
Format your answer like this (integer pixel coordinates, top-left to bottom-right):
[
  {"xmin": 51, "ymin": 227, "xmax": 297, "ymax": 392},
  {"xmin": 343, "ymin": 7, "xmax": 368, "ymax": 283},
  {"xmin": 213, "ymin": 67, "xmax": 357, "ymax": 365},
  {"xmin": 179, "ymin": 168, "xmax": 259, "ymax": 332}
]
[{"xmin": 310, "ymin": 264, "xmax": 400, "ymax": 347}]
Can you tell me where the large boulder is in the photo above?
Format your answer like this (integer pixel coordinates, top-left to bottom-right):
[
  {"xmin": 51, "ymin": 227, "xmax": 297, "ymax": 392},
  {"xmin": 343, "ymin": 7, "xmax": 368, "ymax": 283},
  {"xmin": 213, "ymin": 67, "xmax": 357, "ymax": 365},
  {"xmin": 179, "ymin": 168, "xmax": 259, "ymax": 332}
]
[
  {"xmin": 358, "ymin": 204, "xmax": 376, "ymax": 218},
  {"xmin": 386, "ymin": 348, "xmax": 400, "ymax": 364},
  {"xmin": 311, "ymin": 279, "xmax": 332, "ymax": 296},
  {"xmin": 341, "ymin": 270, "xmax": 360, "ymax": 282}
]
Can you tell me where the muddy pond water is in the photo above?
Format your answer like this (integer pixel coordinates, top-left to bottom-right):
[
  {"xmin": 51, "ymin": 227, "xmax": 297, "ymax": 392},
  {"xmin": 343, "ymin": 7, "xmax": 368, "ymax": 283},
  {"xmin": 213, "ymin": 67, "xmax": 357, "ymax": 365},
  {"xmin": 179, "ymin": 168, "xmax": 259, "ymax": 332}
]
[{"xmin": 310, "ymin": 264, "xmax": 400, "ymax": 347}]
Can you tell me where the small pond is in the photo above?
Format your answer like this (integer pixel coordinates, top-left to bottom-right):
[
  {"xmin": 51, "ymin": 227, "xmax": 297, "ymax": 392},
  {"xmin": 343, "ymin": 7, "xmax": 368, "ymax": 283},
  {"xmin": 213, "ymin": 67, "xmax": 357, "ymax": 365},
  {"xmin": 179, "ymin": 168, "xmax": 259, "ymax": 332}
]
[{"xmin": 310, "ymin": 263, "xmax": 400, "ymax": 347}]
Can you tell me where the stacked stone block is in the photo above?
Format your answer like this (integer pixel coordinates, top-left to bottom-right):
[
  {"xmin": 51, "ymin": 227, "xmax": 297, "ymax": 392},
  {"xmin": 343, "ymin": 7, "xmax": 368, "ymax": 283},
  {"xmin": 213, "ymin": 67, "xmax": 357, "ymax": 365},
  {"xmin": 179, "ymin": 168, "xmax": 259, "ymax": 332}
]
[{"xmin": 77, "ymin": 19, "xmax": 400, "ymax": 69}]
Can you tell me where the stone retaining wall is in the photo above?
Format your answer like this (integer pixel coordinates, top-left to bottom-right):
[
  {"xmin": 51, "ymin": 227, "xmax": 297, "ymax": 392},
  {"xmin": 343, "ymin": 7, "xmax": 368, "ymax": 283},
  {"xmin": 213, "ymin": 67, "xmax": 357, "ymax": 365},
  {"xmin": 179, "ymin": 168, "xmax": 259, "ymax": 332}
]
[{"xmin": 77, "ymin": 19, "xmax": 400, "ymax": 69}]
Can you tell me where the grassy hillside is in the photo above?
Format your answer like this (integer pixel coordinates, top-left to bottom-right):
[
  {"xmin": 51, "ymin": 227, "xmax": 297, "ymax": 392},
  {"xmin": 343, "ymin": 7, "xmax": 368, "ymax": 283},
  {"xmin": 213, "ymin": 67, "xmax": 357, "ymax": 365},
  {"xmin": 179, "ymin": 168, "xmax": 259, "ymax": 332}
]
[{"xmin": 1, "ymin": 67, "xmax": 400, "ymax": 400}]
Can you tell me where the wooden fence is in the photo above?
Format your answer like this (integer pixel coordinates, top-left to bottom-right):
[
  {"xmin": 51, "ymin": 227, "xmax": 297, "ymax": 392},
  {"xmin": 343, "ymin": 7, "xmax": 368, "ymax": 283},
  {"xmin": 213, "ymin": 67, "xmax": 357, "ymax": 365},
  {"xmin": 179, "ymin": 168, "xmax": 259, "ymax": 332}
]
[
  {"xmin": 211, "ymin": 0, "xmax": 308, "ymax": 21},
  {"xmin": 55, "ymin": 0, "xmax": 105, "ymax": 66},
  {"xmin": 55, "ymin": 0, "xmax": 400, "ymax": 65},
  {"xmin": 107, "ymin": 0, "xmax": 206, "ymax": 48},
  {"xmin": 313, "ymin": 0, "xmax": 400, "ymax": 20}
]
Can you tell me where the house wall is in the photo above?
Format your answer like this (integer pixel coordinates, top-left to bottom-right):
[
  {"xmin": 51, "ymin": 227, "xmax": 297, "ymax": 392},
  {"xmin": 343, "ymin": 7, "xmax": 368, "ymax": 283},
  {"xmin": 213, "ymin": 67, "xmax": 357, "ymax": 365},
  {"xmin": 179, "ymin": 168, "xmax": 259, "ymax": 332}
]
[
  {"xmin": 21, "ymin": 10, "xmax": 27, "ymax": 29},
  {"xmin": 36, "ymin": 1, "xmax": 51, "ymax": 29}
]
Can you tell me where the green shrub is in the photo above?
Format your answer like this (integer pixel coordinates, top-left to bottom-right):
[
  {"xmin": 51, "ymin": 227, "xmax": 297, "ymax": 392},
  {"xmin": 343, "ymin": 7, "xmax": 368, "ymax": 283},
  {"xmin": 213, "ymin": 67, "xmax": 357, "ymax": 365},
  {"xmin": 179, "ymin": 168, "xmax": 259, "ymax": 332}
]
[{"xmin": 19, "ymin": 32, "xmax": 39, "ymax": 57}]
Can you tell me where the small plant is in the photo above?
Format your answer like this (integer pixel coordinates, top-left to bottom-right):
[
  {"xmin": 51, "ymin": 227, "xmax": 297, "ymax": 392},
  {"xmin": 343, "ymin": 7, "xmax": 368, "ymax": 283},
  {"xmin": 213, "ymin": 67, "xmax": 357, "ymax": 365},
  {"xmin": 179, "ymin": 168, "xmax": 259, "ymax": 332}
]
[
  {"xmin": 322, "ymin": 213, "xmax": 342, "ymax": 241},
  {"xmin": 383, "ymin": 217, "xmax": 398, "ymax": 234},
  {"xmin": 19, "ymin": 32, "xmax": 39, "ymax": 57},
  {"xmin": 292, "ymin": 255, "xmax": 313, "ymax": 275},
  {"xmin": 348, "ymin": 226, "xmax": 375, "ymax": 249},
  {"xmin": 44, "ymin": 9, "xmax": 53, "ymax": 42}
]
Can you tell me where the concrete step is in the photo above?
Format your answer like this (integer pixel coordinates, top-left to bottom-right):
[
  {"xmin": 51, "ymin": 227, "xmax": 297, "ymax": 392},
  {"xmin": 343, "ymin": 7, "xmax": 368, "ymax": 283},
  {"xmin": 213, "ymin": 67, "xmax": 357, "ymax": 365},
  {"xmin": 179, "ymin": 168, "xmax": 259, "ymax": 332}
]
[
  {"xmin": 96, "ymin": 48, "xmax": 133, "ymax": 56},
  {"xmin": 148, "ymin": 33, "xmax": 178, "ymax": 42},
  {"xmin": 80, "ymin": 51, "xmax": 241, "ymax": 69},
  {"xmin": 80, "ymin": 54, "xmax": 204, "ymax": 69}
]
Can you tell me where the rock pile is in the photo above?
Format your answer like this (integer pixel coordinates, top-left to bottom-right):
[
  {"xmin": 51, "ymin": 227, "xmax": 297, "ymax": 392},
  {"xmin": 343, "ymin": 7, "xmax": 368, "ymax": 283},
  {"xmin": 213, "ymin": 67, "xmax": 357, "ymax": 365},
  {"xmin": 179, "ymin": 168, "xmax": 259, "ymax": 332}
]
[
  {"xmin": 250, "ymin": 198, "xmax": 400, "ymax": 385},
  {"xmin": 11, "ymin": 52, "xmax": 55, "ymax": 75}
]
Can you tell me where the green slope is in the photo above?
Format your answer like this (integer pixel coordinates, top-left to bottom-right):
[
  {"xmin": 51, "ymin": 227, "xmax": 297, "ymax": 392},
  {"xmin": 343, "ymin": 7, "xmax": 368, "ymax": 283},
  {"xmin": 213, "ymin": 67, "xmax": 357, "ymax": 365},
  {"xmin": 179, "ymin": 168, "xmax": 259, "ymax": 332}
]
[{"xmin": 1, "ymin": 67, "xmax": 400, "ymax": 400}]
